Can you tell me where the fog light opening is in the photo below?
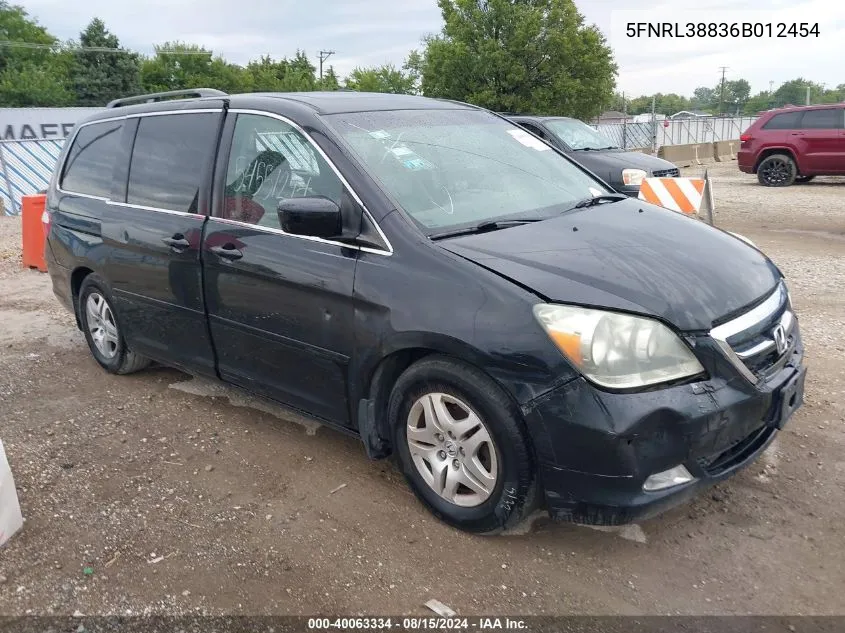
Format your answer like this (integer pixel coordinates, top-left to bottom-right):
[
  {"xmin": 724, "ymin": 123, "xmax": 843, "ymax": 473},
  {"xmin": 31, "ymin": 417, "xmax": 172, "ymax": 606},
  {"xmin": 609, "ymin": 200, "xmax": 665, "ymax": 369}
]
[{"xmin": 643, "ymin": 465, "xmax": 695, "ymax": 492}]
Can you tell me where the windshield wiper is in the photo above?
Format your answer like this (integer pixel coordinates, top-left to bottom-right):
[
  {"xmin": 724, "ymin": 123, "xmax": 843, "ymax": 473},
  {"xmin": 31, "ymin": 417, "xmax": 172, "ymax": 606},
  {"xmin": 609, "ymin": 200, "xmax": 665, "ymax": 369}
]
[
  {"xmin": 572, "ymin": 194, "xmax": 628, "ymax": 209},
  {"xmin": 430, "ymin": 218, "xmax": 542, "ymax": 241}
]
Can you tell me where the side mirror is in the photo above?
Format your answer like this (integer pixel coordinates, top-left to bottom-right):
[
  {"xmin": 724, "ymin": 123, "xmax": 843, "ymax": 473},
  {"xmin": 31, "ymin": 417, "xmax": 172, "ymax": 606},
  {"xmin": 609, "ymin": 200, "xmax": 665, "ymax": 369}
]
[{"xmin": 278, "ymin": 197, "xmax": 341, "ymax": 239}]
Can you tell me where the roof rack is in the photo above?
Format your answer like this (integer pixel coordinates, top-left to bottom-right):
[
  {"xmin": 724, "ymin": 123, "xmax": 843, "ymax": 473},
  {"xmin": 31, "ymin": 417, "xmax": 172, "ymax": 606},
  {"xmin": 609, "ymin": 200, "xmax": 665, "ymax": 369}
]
[{"xmin": 106, "ymin": 88, "xmax": 228, "ymax": 109}]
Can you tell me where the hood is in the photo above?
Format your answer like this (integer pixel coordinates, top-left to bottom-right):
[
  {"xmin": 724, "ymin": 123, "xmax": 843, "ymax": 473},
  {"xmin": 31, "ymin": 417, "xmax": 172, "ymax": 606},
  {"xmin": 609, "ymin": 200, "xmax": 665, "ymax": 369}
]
[
  {"xmin": 439, "ymin": 199, "xmax": 781, "ymax": 331},
  {"xmin": 569, "ymin": 149, "xmax": 677, "ymax": 178}
]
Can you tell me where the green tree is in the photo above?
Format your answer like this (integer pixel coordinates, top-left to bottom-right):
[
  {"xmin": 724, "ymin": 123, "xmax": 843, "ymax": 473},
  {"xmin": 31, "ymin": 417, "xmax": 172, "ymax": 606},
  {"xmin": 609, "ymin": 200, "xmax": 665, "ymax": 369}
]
[
  {"xmin": 72, "ymin": 18, "xmax": 141, "ymax": 106},
  {"xmin": 282, "ymin": 50, "xmax": 317, "ymax": 91},
  {"xmin": 720, "ymin": 79, "xmax": 750, "ymax": 114},
  {"xmin": 0, "ymin": 61, "xmax": 73, "ymax": 106},
  {"xmin": 420, "ymin": 0, "xmax": 617, "ymax": 119},
  {"xmin": 627, "ymin": 93, "xmax": 690, "ymax": 116},
  {"xmin": 318, "ymin": 65, "xmax": 340, "ymax": 90},
  {"xmin": 743, "ymin": 90, "xmax": 774, "ymax": 115},
  {"xmin": 0, "ymin": 1, "xmax": 73, "ymax": 105},
  {"xmin": 344, "ymin": 63, "xmax": 417, "ymax": 93},
  {"xmin": 691, "ymin": 86, "xmax": 716, "ymax": 111},
  {"xmin": 772, "ymin": 77, "xmax": 821, "ymax": 107}
]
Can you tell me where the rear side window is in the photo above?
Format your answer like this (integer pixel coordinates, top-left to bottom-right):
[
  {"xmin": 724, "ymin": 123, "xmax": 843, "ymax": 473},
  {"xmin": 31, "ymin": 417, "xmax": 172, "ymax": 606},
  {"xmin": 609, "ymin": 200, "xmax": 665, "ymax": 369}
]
[
  {"xmin": 127, "ymin": 113, "xmax": 218, "ymax": 213},
  {"xmin": 799, "ymin": 108, "xmax": 843, "ymax": 129},
  {"xmin": 60, "ymin": 120, "xmax": 123, "ymax": 198},
  {"xmin": 762, "ymin": 111, "xmax": 802, "ymax": 130}
]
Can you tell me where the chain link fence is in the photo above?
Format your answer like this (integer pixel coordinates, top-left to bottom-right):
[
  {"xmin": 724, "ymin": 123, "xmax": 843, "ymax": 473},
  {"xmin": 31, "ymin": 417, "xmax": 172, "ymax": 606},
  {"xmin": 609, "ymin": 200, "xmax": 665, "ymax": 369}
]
[{"xmin": 595, "ymin": 116, "xmax": 758, "ymax": 151}]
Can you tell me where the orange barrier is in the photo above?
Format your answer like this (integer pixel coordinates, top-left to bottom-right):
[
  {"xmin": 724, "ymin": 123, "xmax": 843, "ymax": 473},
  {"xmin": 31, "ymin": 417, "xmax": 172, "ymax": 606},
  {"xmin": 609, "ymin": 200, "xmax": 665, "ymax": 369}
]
[
  {"xmin": 21, "ymin": 194, "xmax": 48, "ymax": 273},
  {"xmin": 639, "ymin": 177, "xmax": 705, "ymax": 214}
]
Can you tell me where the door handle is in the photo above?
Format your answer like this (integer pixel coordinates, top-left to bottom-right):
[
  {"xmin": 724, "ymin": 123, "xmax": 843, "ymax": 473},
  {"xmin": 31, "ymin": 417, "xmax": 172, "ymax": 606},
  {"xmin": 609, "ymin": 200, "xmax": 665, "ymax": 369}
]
[
  {"xmin": 162, "ymin": 235, "xmax": 190, "ymax": 251},
  {"xmin": 210, "ymin": 244, "xmax": 243, "ymax": 260}
]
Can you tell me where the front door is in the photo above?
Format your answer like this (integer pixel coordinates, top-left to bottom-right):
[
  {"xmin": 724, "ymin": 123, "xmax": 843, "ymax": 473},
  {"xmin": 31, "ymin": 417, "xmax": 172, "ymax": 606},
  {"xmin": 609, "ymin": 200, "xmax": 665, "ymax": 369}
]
[
  {"xmin": 104, "ymin": 110, "xmax": 223, "ymax": 376},
  {"xmin": 202, "ymin": 111, "xmax": 358, "ymax": 425},
  {"xmin": 794, "ymin": 107, "xmax": 845, "ymax": 173}
]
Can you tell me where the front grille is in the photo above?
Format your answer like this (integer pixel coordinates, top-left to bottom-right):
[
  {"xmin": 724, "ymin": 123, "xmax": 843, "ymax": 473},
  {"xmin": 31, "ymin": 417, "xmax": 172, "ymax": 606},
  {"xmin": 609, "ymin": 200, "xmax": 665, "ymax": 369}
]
[
  {"xmin": 652, "ymin": 167, "xmax": 680, "ymax": 178},
  {"xmin": 710, "ymin": 283, "xmax": 796, "ymax": 381},
  {"xmin": 697, "ymin": 424, "xmax": 776, "ymax": 476}
]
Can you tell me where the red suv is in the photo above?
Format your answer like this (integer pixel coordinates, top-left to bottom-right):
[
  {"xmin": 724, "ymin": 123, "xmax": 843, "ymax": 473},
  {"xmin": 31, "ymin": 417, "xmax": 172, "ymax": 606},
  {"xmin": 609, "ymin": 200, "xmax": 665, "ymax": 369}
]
[{"xmin": 738, "ymin": 104, "xmax": 845, "ymax": 186}]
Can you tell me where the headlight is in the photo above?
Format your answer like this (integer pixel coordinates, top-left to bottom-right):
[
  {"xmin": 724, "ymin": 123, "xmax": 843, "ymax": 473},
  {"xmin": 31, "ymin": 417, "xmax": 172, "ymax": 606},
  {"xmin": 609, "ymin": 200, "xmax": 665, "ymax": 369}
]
[
  {"xmin": 622, "ymin": 168, "xmax": 647, "ymax": 186},
  {"xmin": 533, "ymin": 304, "xmax": 704, "ymax": 389}
]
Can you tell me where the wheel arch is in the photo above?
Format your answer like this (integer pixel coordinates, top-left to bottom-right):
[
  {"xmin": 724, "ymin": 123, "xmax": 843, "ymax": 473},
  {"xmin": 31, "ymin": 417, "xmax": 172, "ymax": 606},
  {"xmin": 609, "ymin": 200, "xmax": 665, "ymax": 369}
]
[
  {"xmin": 70, "ymin": 266, "xmax": 95, "ymax": 329},
  {"xmin": 354, "ymin": 335, "xmax": 521, "ymax": 461},
  {"xmin": 753, "ymin": 147, "xmax": 798, "ymax": 173}
]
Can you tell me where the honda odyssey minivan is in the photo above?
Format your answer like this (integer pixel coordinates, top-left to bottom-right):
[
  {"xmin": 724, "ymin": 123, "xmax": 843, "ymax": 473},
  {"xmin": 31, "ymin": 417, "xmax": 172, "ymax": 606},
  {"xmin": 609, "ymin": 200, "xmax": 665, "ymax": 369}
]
[{"xmin": 45, "ymin": 89, "xmax": 806, "ymax": 533}]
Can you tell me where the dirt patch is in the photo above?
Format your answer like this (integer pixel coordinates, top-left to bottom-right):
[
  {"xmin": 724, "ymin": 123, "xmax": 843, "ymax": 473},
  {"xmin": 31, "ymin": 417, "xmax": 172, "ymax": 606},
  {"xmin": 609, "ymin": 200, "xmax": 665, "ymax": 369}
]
[{"xmin": 0, "ymin": 164, "xmax": 843, "ymax": 616}]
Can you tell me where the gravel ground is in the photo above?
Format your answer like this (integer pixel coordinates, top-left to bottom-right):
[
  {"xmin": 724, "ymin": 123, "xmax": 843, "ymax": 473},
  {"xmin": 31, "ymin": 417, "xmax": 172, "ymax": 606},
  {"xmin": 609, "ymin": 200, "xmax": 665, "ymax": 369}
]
[{"xmin": 0, "ymin": 162, "xmax": 843, "ymax": 617}]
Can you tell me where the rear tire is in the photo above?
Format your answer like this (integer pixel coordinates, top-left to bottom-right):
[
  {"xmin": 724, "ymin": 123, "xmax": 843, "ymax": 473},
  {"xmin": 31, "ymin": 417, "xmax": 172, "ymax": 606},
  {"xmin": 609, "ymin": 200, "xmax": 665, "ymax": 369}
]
[
  {"xmin": 388, "ymin": 355, "xmax": 538, "ymax": 534},
  {"xmin": 757, "ymin": 154, "xmax": 796, "ymax": 187},
  {"xmin": 78, "ymin": 274, "xmax": 151, "ymax": 375}
]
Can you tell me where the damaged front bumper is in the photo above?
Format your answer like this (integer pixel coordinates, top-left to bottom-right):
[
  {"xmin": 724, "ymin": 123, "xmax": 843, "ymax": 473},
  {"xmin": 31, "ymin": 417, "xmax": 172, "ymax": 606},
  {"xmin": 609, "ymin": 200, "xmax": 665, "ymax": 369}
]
[{"xmin": 522, "ymin": 333, "xmax": 806, "ymax": 526}]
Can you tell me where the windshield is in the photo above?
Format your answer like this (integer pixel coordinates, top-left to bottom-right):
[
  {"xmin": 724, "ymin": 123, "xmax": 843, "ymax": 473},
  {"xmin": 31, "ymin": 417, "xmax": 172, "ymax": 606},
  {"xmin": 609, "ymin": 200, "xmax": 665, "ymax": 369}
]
[
  {"xmin": 324, "ymin": 109, "xmax": 609, "ymax": 234},
  {"xmin": 545, "ymin": 118, "xmax": 618, "ymax": 151}
]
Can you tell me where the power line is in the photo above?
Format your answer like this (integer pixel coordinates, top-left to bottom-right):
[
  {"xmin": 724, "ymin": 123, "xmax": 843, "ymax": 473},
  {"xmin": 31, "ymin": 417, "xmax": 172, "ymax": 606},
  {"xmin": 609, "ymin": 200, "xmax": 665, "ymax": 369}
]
[{"xmin": 0, "ymin": 40, "xmax": 212, "ymax": 55}]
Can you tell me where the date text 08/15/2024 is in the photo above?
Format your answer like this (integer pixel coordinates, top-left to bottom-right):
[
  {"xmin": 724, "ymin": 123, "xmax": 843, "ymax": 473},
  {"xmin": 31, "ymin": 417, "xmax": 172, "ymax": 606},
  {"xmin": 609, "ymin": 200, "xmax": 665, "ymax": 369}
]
[{"xmin": 625, "ymin": 22, "xmax": 820, "ymax": 38}]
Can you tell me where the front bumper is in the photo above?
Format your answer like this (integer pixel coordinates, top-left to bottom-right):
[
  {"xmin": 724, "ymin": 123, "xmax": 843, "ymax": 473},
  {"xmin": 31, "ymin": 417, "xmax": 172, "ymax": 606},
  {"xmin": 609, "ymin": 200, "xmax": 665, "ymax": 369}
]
[{"xmin": 523, "ymin": 333, "xmax": 805, "ymax": 526}]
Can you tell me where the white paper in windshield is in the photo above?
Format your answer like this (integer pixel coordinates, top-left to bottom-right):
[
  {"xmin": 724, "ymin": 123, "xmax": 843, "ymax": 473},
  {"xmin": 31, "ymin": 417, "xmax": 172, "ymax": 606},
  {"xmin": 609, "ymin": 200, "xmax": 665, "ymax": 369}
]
[{"xmin": 507, "ymin": 129, "xmax": 551, "ymax": 151}]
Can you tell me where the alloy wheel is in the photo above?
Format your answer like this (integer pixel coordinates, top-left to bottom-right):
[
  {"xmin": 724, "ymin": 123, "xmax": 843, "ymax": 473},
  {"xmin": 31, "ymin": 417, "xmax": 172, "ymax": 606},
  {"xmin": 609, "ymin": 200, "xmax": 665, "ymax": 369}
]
[
  {"xmin": 85, "ymin": 292, "xmax": 119, "ymax": 359},
  {"xmin": 761, "ymin": 159, "xmax": 791, "ymax": 185},
  {"xmin": 405, "ymin": 392, "xmax": 499, "ymax": 507}
]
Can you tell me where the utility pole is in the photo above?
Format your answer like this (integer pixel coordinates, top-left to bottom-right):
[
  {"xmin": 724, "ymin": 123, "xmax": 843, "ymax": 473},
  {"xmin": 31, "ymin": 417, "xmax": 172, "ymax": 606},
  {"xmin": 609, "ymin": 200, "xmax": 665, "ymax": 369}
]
[
  {"xmin": 718, "ymin": 66, "xmax": 729, "ymax": 116},
  {"xmin": 318, "ymin": 50, "xmax": 335, "ymax": 81},
  {"xmin": 806, "ymin": 85, "xmax": 811, "ymax": 105}
]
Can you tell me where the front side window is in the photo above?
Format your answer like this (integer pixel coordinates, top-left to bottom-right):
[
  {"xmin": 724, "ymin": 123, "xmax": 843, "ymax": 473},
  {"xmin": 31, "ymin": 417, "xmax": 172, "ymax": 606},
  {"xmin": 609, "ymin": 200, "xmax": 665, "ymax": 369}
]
[
  {"xmin": 127, "ymin": 113, "xmax": 218, "ymax": 213},
  {"xmin": 762, "ymin": 111, "xmax": 802, "ymax": 130},
  {"xmin": 545, "ymin": 118, "xmax": 618, "ymax": 151},
  {"xmin": 60, "ymin": 120, "xmax": 123, "ymax": 198},
  {"xmin": 325, "ymin": 109, "xmax": 608, "ymax": 233},
  {"xmin": 221, "ymin": 113, "xmax": 343, "ymax": 228},
  {"xmin": 799, "ymin": 108, "xmax": 844, "ymax": 129}
]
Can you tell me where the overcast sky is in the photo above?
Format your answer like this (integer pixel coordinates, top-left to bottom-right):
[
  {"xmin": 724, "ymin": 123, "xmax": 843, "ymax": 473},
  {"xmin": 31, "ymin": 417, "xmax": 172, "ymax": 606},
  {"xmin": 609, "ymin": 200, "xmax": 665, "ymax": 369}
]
[{"xmin": 20, "ymin": 0, "xmax": 845, "ymax": 98}]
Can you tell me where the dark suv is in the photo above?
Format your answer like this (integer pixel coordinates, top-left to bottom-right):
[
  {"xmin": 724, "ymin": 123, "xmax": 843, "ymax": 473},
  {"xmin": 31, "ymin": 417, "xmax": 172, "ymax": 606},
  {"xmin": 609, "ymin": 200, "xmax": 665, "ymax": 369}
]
[
  {"xmin": 45, "ymin": 89, "xmax": 806, "ymax": 533},
  {"xmin": 738, "ymin": 104, "xmax": 845, "ymax": 186}
]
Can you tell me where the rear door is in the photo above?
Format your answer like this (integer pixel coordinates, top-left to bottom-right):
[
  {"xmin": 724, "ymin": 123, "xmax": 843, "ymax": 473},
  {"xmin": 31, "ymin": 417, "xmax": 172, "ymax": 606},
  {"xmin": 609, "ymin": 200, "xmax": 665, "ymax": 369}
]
[
  {"xmin": 793, "ymin": 107, "xmax": 845, "ymax": 173},
  {"xmin": 202, "ymin": 111, "xmax": 360, "ymax": 425},
  {"xmin": 104, "ymin": 108, "xmax": 224, "ymax": 376}
]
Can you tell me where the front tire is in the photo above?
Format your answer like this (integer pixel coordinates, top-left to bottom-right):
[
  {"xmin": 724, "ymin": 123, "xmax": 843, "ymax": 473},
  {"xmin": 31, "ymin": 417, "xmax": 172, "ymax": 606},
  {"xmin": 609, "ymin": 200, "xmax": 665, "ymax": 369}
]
[
  {"xmin": 388, "ymin": 356, "xmax": 538, "ymax": 534},
  {"xmin": 757, "ymin": 154, "xmax": 796, "ymax": 187},
  {"xmin": 78, "ymin": 274, "xmax": 150, "ymax": 375}
]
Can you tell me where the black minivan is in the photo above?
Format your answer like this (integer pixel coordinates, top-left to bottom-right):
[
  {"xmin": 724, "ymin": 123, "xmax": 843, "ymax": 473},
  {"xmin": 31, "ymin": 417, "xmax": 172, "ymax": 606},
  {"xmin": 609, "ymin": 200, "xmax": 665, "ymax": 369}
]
[{"xmin": 45, "ymin": 89, "xmax": 806, "ymax": 533}]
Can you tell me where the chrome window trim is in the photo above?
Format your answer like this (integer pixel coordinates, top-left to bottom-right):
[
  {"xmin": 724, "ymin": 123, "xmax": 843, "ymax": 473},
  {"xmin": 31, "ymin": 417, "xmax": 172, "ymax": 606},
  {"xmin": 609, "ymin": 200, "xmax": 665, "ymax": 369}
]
[
  {"xmin": 56, "ymin": 109, "xmax": 224, "ymax": 199},
  {"xmin": 54, "ymin": 107, "xmax": 394, "ymax": 256},
  {"xmin": 709, "ymin": 281, "xmax": 792, "ymax": 384},
  {"xmin": 227, "ymin": 109, "xmax": 392, "ymax": 256}
]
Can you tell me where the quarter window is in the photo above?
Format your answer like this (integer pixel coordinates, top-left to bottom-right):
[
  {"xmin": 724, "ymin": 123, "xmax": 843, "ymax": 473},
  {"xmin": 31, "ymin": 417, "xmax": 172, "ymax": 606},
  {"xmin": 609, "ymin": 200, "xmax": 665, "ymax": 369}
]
[
  {"xmin": 60, "ymin": 120, "xmax": 123, "ymax": 198},
  {"xmin": 127, "ymin": 113, "xmax": 218, "ymax": 213},
  {"xmin": 221, "ymin": 114, "xmax": 343, "ymax": 228},
  {"xmin": 799, "ymin": 108, "xmax": 843, "ymax": 129}
]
